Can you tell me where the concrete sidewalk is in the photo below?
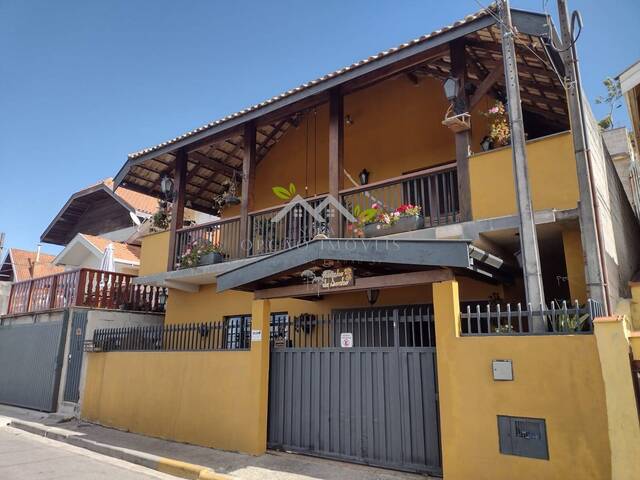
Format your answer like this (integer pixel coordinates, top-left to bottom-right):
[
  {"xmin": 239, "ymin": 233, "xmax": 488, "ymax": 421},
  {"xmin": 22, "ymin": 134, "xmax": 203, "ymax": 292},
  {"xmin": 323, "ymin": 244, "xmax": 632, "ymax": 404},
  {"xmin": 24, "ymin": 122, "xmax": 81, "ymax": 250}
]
[{"xmin": 0, "ymin": 405, "xmax": 431, "ymax": 480}]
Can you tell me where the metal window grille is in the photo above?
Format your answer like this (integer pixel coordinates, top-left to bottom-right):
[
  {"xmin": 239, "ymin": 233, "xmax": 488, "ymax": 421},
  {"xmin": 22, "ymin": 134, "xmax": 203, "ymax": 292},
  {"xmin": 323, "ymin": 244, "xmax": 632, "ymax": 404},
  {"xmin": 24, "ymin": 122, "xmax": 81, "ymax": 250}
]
[
  {"xmin": 269, "ymin": 305, "xmax": 435, "ymax": 349},
  {"xmin": 223, "ymin": 315, "xmax": 251, "ymax": 350},
  {"xmin": 269, "ymin": 312, "xmax": 289, "ymax": 342},
  {"xmin": 90, "ymin": 320, "xmax": 251, "ymax": 352},
  {"xmin": 460, "ymin": 299, "xmax": 604, "ymax": 336}
]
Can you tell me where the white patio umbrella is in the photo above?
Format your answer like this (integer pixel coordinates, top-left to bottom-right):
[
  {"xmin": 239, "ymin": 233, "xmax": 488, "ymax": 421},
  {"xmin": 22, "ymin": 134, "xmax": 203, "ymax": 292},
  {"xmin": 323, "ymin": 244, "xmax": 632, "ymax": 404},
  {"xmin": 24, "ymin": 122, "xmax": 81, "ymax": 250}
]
[{"xmin": 99, "ymin": 243, "xmax": 116, "ymax": 272}]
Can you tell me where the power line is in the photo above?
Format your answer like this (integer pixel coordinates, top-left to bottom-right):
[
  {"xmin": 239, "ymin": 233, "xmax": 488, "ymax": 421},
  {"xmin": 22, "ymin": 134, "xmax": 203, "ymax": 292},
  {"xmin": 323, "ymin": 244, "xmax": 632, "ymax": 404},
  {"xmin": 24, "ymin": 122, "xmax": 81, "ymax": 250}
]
[{"xmin": 471, "ymin": 0, "xmax": 567, "ymax": 89}]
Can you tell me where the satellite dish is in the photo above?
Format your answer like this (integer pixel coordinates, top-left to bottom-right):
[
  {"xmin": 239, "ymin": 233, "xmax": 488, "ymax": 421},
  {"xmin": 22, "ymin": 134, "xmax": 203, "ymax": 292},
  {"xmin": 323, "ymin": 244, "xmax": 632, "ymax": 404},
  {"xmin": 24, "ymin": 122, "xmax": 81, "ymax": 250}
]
[{"xmin": 129, "ymin": 211, "xmax": 141, "ymax": 226}]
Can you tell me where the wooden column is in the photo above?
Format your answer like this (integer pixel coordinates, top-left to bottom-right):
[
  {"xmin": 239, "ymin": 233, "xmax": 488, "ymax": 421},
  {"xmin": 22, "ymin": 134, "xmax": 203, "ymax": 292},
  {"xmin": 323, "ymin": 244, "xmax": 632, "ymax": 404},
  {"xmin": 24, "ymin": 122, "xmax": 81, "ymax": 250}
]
[
  {"xmin": 450, "ymin": 39, "xmax": 472, "ymax": 221},
  {"xmin": 166, "ymin": 149, "xmax": 187, "ymax": 270},
  {"xmin": 328, "ymin": 89, "xmax": 344, "ymax": 237},
  {"xmin": 239, "ymin": 122, "xmax": 256, "ymax": 256}
]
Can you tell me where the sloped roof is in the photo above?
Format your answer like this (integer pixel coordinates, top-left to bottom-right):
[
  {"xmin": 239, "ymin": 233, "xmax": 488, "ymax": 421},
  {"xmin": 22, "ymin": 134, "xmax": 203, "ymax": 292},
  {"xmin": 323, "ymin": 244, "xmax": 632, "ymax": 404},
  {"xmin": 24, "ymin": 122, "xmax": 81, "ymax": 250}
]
[
  {"xmin": 114, "ymin": 7, "xmax": 567, "ymax": 214},
  {"xmin": 80, "ymin": 234, "xmax": 141, "ymax": 264},
  {"xmin": 0, "ymin": 248, "xmax": 65, "ymax": 282},
  {"xmin": 41, "ymin": 178, "xmax": 158, "ymax": 246},
  {"xmin": 125, "ymin": 7, "xmax": 491, "ymax": 162},
  {"xmin": 104, "ymin": 178, "xmax": 157, "ymax": 215}
]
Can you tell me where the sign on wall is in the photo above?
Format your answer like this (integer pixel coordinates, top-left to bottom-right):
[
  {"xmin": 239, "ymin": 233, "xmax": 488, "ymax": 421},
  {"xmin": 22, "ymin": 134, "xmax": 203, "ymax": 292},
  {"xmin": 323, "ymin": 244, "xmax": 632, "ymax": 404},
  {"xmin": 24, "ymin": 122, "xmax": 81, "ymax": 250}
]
[
  {"xmin": 321, "ymin": 267, "xmax": 354, "ymax": 289},
  {"xmin": 340, "ymin": 332, "xmax": 353, "ymax": 348}
]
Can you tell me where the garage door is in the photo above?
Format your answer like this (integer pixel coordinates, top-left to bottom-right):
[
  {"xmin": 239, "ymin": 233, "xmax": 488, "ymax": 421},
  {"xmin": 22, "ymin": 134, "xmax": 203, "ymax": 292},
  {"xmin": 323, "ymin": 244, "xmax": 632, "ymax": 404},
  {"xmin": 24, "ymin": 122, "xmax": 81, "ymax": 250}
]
[
  {"xmin": 268, "ymin": 305, "xmax": 441, "ymax": 474},
  {"xmin": 0, "ymin": 313, "xmax": 68, "ymax": 412}
]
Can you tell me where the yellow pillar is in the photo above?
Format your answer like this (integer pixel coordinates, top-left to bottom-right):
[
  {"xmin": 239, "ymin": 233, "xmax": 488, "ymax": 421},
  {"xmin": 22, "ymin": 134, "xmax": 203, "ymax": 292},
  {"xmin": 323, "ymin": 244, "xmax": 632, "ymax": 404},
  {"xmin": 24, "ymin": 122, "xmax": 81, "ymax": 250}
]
[
  {"xmin": 593, "ymin": 316, "xmax": 640, "ymax": 479},
  {"xmin": 247, "ymin": 298, "xmax": 271, "ymax": 455},
  {"xmin": 432, "ymin": 279, "xmax": 460, "ymax": 478},
  {"xmin": 562, "ymin": 228, "xmax": 587, "ymax": 303},
  {"xmin": 630, "ymin": 282, "xmax": 640, "ymax": 330}
]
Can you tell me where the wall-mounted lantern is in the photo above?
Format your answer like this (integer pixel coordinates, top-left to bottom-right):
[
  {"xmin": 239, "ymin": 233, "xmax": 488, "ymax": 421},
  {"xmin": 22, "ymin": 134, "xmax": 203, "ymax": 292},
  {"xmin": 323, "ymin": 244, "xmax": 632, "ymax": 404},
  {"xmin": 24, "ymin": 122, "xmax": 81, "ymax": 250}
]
[
  {"xmin": 443, "ymin": 76, "xmax": 459, "ymax": 101},
  {"xmin": 366, "ymin": 288, "xmax": 380, "ymax": 305},
  {"xmin": 359, "ymin": 168, "xmax": 370, "ymax": 185},
  {"xmin": 160, "ymin": 175, "xmax": 174, "ymax": 201}
]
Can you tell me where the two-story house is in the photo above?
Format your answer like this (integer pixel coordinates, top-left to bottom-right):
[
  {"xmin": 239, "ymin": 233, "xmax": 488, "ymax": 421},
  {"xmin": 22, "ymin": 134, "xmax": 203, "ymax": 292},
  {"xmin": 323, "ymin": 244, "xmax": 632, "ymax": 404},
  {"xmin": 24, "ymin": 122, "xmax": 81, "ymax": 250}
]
[{"xmin": 80, "ymin": 5, "xmax": 640, "ymax": 479}]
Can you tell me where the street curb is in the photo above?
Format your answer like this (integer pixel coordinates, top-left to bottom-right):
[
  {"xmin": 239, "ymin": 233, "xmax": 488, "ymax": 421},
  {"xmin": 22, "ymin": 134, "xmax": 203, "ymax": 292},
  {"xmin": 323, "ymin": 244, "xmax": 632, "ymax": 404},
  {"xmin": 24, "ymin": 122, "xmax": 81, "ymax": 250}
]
[{"xmin": 9, "ymin": 420, "xmax": 234, "ymax": 480}]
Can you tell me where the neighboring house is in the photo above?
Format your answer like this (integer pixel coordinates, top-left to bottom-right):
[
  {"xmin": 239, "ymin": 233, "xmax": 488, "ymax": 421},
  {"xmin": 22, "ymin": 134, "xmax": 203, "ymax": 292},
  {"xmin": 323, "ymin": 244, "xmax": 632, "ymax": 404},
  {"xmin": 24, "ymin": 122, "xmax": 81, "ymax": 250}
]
[
  {"xmin": 0, "ymin": 182, "xmax": 166, "ymax": 413},
  {"xmin": 40, "ymin": 177, "xmax": 156, "ymax": 248},
  {"xmin": 54, "ymin": 234, "xmax": 141, "ymax": 276},
  {"xmin": 0, "ymin": 247, "xmax": 64, "ymax": 315},
  {"xmin": 619, "ymin": 60, "xmax": 640, "ymax": 218},
  {"xmin": 61, "ymin": 6, "xmax": 640, "ymax": 480},
  {"xmin": 0, "ymin": 247, "xmax": 64, "ymax": 283}
]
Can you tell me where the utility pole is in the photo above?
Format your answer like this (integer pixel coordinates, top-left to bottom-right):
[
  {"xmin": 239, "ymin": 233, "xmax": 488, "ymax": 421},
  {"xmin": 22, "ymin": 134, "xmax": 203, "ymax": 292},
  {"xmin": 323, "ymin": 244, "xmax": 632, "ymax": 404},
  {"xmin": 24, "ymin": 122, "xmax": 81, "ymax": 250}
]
[
  {"xmin": 496, "ymin": 0, "xmax": 546, "ymax": 330},
  {"xmin": 555, "ymin": 0, "xmax": 609, "ymax": 313}
]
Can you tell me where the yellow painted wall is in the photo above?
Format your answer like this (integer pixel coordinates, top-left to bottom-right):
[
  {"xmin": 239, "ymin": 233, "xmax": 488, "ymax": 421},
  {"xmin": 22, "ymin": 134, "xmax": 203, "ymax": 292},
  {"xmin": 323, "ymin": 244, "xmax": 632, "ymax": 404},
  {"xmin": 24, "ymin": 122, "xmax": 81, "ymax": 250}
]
[
  {"xmin": 139, "ymin": 231, "xmax": 170, "ymax": 276},
  {"xmin": 593, "ymin": 316, "xmax": 640, "ymax": 480},
  {"xmin": 224, "ymin": 74, "xmax": 491, "ymax": 216},
  {"xmin": 562, "ymin": 227, "xmax": 587, "ymax": 303},
  {"xmin": 81, "ymin": 299, "xmax": 271, "ymax": 455},
  {"xmin": 630, "ymin": 282, "xmax": 640, "ymax": 330},
  {"xmin": 433, "ymin": 280, "xmax": 611, "ymax": 480},
  {"xmin": 469, "ymin": 131, "xmax": 579, "ymax": 219},
  {"xmin": 164, "ymin": 276, "xmax": 503, "ymax": 326}
]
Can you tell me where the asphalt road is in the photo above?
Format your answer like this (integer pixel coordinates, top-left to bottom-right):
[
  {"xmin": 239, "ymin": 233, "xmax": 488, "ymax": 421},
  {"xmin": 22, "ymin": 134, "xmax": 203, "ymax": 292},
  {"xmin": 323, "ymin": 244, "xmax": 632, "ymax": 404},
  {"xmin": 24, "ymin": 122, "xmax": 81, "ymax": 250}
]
[{"xmin": 0, "ymin": 425, "xmax": 177, "ymax": 480}]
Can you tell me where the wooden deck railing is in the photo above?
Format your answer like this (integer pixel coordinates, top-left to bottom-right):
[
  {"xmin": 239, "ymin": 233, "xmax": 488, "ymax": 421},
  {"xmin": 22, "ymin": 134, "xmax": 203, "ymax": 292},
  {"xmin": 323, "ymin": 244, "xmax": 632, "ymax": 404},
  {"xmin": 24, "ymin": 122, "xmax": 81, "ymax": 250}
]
[
  {"xmin": 340, "ymin": 163, "xmax": 460, "ymax": 236},
  {"xmin": 172, "ymin": 216, "xmax": 242, "ymax": 269},
  {"xmin": 170, "ymin": 164, "xmax": 460, "ymax": 269},
  {"xmin": 6, "ymin": 268, "xmax": 167, "ymax": 316}
]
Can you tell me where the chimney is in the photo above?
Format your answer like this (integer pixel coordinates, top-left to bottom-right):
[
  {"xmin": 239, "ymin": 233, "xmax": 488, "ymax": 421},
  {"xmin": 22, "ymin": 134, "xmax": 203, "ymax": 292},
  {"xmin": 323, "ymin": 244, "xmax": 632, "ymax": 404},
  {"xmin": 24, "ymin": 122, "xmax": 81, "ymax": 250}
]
[{"xmin": 35, "ymin": 243, "xmax": 42, "ymax": 263}]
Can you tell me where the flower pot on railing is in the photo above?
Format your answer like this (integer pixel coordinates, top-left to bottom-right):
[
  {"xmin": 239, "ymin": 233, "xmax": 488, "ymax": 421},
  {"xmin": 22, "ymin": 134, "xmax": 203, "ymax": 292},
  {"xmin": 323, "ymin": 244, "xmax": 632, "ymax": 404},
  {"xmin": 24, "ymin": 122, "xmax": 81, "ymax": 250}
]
[
  {"xmin": 364, "ymin": 215, "xmax": 425, "ymax": 238},
  {"xmin": 198, "ymin": 252, "xmax": 224, "ymax": 266}
]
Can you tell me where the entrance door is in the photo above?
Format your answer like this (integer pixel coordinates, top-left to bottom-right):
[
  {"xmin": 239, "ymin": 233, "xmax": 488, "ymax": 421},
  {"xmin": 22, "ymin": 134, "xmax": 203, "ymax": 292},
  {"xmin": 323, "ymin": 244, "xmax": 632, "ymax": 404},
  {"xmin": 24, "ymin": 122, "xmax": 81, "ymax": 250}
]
[
  {"xmin": 267, "ymin": 305, "xmax": 441, "ymax": 475},
  {"xmin": 63, "ymin": 310, "xmax": 88, "ymax": 403}
]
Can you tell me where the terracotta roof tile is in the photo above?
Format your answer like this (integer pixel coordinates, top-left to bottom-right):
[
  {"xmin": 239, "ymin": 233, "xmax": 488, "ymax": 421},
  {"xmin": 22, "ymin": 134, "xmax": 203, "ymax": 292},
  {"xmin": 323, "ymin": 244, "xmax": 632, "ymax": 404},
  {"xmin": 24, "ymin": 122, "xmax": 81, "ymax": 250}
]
[
  {"xmin": 80, "ymin": 234, "xmax": 141, "ymax": 264},
  {"xmin": 101, "ymin": 178, "xmax": 157, "ymax": 215},
  {"xmin": 126, "ymin": 7, "xmax": 490, "ymax": 160},
  {"xmin": 9, "ymin": 248, "xmax": 65, "ymax": 282}
]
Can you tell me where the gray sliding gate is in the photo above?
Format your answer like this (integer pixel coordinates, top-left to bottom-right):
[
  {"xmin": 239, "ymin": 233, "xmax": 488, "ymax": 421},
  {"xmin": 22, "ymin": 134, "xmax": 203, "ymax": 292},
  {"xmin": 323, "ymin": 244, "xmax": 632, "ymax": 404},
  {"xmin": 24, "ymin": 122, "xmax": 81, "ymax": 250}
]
[
  {"xmin": 0, "ymin": 312, "xmax": 68, "ymax": 411},
  {"xmin": 268, "ymin": 305, "xmax": 441, "ymax": 475}
]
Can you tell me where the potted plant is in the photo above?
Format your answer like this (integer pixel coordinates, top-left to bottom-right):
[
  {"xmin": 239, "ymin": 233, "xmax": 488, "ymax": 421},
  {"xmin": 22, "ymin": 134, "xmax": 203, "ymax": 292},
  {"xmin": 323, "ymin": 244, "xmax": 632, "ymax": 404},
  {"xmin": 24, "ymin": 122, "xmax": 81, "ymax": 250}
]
[
  {"xmin": 150, "ymin": 200, "xmax": 171, "ymax": 232},
  {"xmin": 481, "ymin": 100, "xmax": 511, "ymax": 149},
  {"xmin": 362, "ymin": 203, "xmax": 424, "ymax": 238},
  {"xmin": 179, "ymin": 239, "xmax": 224, "ymax": 269}
]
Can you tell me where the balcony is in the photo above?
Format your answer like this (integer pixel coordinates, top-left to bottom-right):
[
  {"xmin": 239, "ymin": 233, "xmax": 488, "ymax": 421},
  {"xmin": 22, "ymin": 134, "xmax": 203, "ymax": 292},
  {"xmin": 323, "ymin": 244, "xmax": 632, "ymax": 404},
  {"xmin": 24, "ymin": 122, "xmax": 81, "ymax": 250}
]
[
  {"xmin": 5, "ymin": 268, "xmax": 167, "ymax": 316},
  {"xmin": 169, "ymin": 164, "xmax": 460, "ymax": 270}
]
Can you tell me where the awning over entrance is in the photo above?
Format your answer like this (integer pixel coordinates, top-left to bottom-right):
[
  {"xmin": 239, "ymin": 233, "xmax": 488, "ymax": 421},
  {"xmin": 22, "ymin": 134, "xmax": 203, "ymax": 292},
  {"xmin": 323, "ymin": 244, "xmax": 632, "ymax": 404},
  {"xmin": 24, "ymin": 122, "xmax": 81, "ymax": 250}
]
[{"xmin": 216, "ymin": 238, "xmax": 511, "ymax": 297}]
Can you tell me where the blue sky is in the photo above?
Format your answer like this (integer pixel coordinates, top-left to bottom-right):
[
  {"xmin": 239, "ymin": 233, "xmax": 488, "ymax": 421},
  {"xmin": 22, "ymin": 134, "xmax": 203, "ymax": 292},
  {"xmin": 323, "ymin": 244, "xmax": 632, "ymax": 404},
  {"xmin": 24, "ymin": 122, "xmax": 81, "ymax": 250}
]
[{"xmin": 1, "ymin": 0, "xmax": 638, "ymax": 255}]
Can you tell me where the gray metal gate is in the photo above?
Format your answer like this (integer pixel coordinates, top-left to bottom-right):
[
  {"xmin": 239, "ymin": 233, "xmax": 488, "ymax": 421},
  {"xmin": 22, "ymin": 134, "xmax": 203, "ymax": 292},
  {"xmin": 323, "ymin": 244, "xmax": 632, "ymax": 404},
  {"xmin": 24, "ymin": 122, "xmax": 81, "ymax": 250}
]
[
  {"xmin": 268, "ymin": 305, "xmax": 441, "ymax": 474},
  {"xmin": 0, "ymin": 312, "xmax": 68, "ymax": 411},
  {"xmin": 63, "ymin": 310, "xmax": 88, "ymax": 403}
]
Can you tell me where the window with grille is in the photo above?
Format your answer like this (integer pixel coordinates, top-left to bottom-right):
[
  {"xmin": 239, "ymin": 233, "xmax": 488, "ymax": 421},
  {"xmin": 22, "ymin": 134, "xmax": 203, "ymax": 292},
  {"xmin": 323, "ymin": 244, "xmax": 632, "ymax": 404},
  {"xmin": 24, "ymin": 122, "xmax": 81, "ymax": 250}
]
[{"xmin": 223, "ymin": 315, "xmax": 251, "ymax": 349}]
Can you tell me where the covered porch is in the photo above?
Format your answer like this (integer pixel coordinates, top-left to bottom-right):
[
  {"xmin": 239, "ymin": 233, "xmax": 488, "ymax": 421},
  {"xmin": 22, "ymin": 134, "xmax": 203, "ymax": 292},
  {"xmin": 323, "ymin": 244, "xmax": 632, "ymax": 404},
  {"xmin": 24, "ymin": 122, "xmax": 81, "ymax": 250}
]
[{"xmin": 113, "ymin": 7, "xmax": 570, "ymax": 274}]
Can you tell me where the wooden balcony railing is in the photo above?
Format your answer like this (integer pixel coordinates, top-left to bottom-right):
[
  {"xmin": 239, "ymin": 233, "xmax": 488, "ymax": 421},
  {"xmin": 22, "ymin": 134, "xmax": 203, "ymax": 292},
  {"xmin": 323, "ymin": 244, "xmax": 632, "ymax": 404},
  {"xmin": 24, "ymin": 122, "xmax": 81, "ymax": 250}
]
[
  {"xmin": 6, "ymin": 268, "xmax": 167, "ymax": 316},
  {"xmin": 340, "ymin": 163, "xmax": 459, "ymax": 236},
  {"xmin": 248, "ymin": 195, "xmax": 328, "ymax": 256},
  {"xmin": 171, "ymin": 164, "xmax": 460, "ymax": 269},
  {"xmin": 172, "ymin": 216, "xmax": 242, "ymax": 269}
]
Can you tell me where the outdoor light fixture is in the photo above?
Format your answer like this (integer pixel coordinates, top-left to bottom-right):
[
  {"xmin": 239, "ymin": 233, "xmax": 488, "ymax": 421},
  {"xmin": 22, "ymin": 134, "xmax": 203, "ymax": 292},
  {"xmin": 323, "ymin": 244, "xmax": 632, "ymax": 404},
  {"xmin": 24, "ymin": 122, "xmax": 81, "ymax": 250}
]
[
  {"xmin": 345, "ymin": 114, "xmax": 354, "ymax": 126},
  {"xmin": 160, "ymin": 175, "xmax": 174, "ymax": 201},
  {"xmin": 359, "ymin": 168, "xmax": 370, "ymax": 185},
  {"xmin": 366, "ymin": 289, "xmax": 380, "ymax": 305},
  {"xmin": 443, "ymin": 76, "xmax": 459, "ymax": 101},
  {"xmin": 480, "ymin": 136, "xmax": 493, "ymax": 152}
]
